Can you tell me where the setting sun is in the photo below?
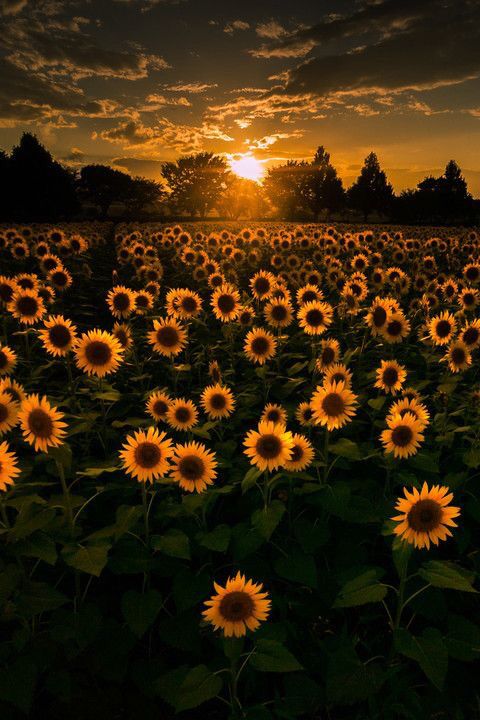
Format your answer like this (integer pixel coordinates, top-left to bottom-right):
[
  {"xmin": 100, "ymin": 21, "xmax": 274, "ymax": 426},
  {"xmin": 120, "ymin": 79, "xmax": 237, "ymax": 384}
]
[{"xmin": 229, "ymin": 154, "xmax": 265, "ymax": 183}]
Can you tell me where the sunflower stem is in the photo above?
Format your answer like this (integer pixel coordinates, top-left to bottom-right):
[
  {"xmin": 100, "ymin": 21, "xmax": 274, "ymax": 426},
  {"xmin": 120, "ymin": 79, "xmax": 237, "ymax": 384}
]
[
  {"xmin": 56, "ymin": 459, "xmax": 74, "ymax": 535},
  {"xmin": 141, "ymin": 482, "xmax": 150, "ymax": 547}
]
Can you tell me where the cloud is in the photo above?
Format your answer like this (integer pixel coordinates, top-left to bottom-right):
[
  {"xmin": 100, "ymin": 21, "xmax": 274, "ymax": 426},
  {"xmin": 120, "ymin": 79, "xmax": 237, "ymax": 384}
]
[
  {"xmin": 255, "ymin": 20, "xmax": 287, "ymax": 40},
  {"xmin": 207, "ymin": 92, "xmax": 319, "ymax": 124},
  {"xmin": 246, "ymin": 130, "xmax": 305, "ymax": 151},
  {"xmin": 0, "ymin": 0, "xmax": 28, "ymax": 14},
  {"xmin": 142, "ymin": 93, "xmax": 191, "ymax": 109},
  {"xmin": 163, "ymin": 81, "xmax": 218, "ymax": 93},
  {"xmin": 224, "ymin": 20, "xmax": 250, "ymax": 34}
]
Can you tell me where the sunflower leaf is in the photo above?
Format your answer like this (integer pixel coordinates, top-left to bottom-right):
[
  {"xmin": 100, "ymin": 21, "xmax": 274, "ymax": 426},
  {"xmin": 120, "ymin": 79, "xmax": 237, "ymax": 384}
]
[{"xmin": 419, "ymin": 561, "xmax": 477, "ymax": 592}]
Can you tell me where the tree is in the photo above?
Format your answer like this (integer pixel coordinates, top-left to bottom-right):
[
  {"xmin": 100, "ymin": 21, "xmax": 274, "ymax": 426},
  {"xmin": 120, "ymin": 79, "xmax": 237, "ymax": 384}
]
[
  {"xmin": 300, "ymin": 146, "xmax": 345, "ymax": 220},
  {"xmin": 216, "ymin": 177, "xmax": 269, "ymax": 219},
  {"xmin": 161, "ymin": 153, "xmax": 229, "ymax": 218},
  {"xmin": 124, "ymin": 177, "xmax": 164, "ymax": 217},
  {"xmin": 348, "ymin": 152, "xmax": 394, "ymax": 220},
  {"xmin": 263, "ymin": 161, "xmax": 306, "ymax": 220},
  {"xmin": 7, "ymin": 133, "xmax": 78, "ymax": 221},
  {"xmin": 79, "ymin": 165, "xmax": 133, "ymax": 218}
]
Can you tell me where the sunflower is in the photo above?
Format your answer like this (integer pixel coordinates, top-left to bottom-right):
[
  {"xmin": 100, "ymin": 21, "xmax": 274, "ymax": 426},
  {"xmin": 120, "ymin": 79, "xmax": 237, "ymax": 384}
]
[
  {"xmin": 0, "ymin": 344, "xmax": 17, "ymax": 376},
  {"xmin": 380, "ymin": 311, "xmax": 410, "ymax": 344},
  {"xmin": 211, "ymin": 284, "xmax": 241, "ymax": 322},
  {"xmin": 208, "ymin": 360, "xmax": 222, "ymax": 383},
  {"xmin": 392, "ymin": 483, "xmax": 460, "ymax": 549},
  {"xmin": 0, "ymin": 441, "xmax": 20, "ymax": 491},
  {"xmin": 0, "ymin": 392, "xmax": 19, "ymax": 435},
  {"xmin": 381, "ymin": 412, "xmax": 424, "ymax": 459},
  {"xmin": 170, "ymin": 441, "xmax": 217, "ymax": 492},
  {"xmin": 365, "ymin": 297, "xmax": 398, "ymax": 336},
  {"xmin": 263, "ymin": 299, "xmax": 293, "ymax": 328},
  {"xmin": 459, "ymin": 319, "xmax": 480, "ymax": 349},
  {"xmin": 0, "ymin": 378, "xmax": 26, "ymax": 404},
  {"xmin": 148, "ymin": 318, "xmax": 187, "ymax": 357},
  {"xmin": 166, "ymin": 398, "xmax": 199, "ymax": 431},
  {"xmin": 120, "ymin": 427, "xmax": 173, "ymax": 483},
  {"xmin": 200, "ymin": 384, "xmax": 235, "ymax": 420},
  {"xmin": 0, "ymin": 276, "xmax": 18, "ymax": 305},
  {"xmin": 387, "ymin": 397, "xmax": 430, "ymax": 430},
  {"xmin": 112, "ymin": 322, "xmax": 133, "ymax": 351},
  {"xmin": 244, "ymin": 421, "xmax": 294, "ymax": 471},
  {"xmin": 323, "ymin": 362, "xmax": 353, "ymax": 388},
  {"xmin": 75, "ymin": 329, "xmax": 124, "ymax": 377},
  {"xmin": 442, "ymin": 340, "xmax": 472, "ymax": 373},
  {"xmin": 238, "ymin": 306, "xmax": 255, "ymax": 327},
  {"xmin": 175, "ymin": 289, "xmax": 203, "ymax": 319},
  {"xmin": 250, "ymin": 271, "xmax": 276, "ymax": 300},
  {"xmin": 38, "ymin": 315, "xmax": 77, "ymax": 357},
  {"xmin": 284, "ymin": 433, "xmax": 314, "ymax": 471},
  {"xmin": 134, "ymin": 290, "xmax": 154, "ymax": 315},
  {"xmin": 203, "ymin": 573, "xmax": 271, "ymax": 637},
  {"xmin": 244, "ymin": 328, "xmax": 277, "ymax": 365},
  {"xmin": 315, "ymin": 338, "xmax": 340, "ymax": 371},
  {"xmin": 427, "ymin": 311, "xmax": 457, "ymax": 346},
  {"xmin": 107, "ymin": 285, "xmax": 136, "ymax": 319},
  {"xmin": 295, "ymin": 401, "xmax": 314, "ymax": 426},
  {"xmin": 8, "ymin": 289, "xmax": 45, "ymax": 325},
  {"xmin": 374, "ymin": 360, "xmax": 407, "ymax": 395},
  {"xmin": 18, "ymin": 394, "xmax": 67, "ymax": 452},
  {"xmin": 458, "ymin": 287, "xmax": 478, "ymax": 312},
  {"xmin": 296, "ymin": 284, "xmax": 323, "ymax": 306},
  {"xmin": 297, "ymin": 300, "xmax": 333, "ymax": 336},
  {"xmin": 48, "ymin": 267, "xmax": 72, "ymax": 291},
  {"xmin": 146, "ymin": 390, "xmax": 171, "ymax": 422},
  {"xmin": 311, "ymin": 381, "xmax": 357, "ymax": 431},
  {"xmin": 261, "ymin": 403, "xmax": 287, "ymax": 425}
]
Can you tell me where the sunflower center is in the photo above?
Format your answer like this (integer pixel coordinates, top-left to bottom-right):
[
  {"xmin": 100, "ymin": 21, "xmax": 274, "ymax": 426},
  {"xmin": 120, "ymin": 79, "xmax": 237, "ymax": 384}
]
[
  {"xmin": 0, "ymin": 350, "xmax": 7, "ymax": 369},
  {"xmin": 17, "ymin": 296, "xmax": 38, "ymax": 316},
  {"xmin": 391, "ymin": 424, "xmax": 413, "ymax": 447},
  {"xmin": 463, "ymin": 327, "xmax": 479, "ymax": 345},
  {"xmin": 435, "ymin": 320, "xmax": 451, "ymax": 338},
  {"xmin": 0, "ymin": 403, "xmax": 8, "ymax": 422},
  {"xmin": 181, "ymin": 297, "xmax": 197, "ymax": 313},
  {"xmin": 254, "ymin": 278, "xmax": 270, "ymax": 295},
  {"xmin": 256, "ymin": 434, "xmax": 282, "ymax": 459},
  {"xmin": 387, "ymin": 320, "xmax": 402, "ymax": 336},
  {"xmin": 115, "ymin": 329, "xmax": 128, "ymax": 347},
  {"xmin": 113, "ymin": 293, "xmax": 131, "ymax": 311},
  {"xmin": 52, "ymin": 271, "xmax": 67, "ymax": 286},
  {"xmin": 407, "ymin": 498, "xmax": 442, "ymax": 531},
  {"xmin": 306, "ymin": 309, "xmax": 324, "ymax": 327},
  {"xmin": 451, "ymin": 347, "xmax": 466, "ymax": 364},
  {"xmin": 28, "ymin": 408, "xmax": 54, "ymax": 438},
  {"xmin": 156, "ymin": 326, "xmax": 179, "ymax": 348},
  {"xmin": 251, "ymin": 336, "xmax": 270, "ymax": 356},
  {"xmin": 302, "ymin": 291, "xmax": 317, "ymax": 303},
  {"xmin": 322, "ymin": 392, "xmax": 345, "ymax": 417},
  {"xmin": 373, "ymin": 306, "xmax": 387, "ymax": 327},
  {"xmin": 0, "ymin": 285, "xmax": 13, "ymax": 303},
  {"xmin": 178, "ymin": 454, "xmax": 205, "ymax": 481},
  {"xmin": 49, "ymin": 324, "xmax": 71, "ymax": 348},
  {"xmin": 85, "ymin": 340, "xmax": 112, "ymax": 366},
  {"xmin": 383, "ymin": 367, "xmax": 399, "ymax": 386},
  {"xmin": 463, "ymin": 293, "xmax": 475, "ymax": 305},
  {"xmin": 134, "ymin": 442, "xmax": 161, "ymax": 468},
  {"xmin": 466, "ymin": 267, "xmax": 479, "ymax": 281},
  {"xmin": 153, "ymin": 399, "xmax": 168, "ymax": 416},
  {"xmin": 266, "ymin": 409, "xmax": 280, "ymax": 423},
  {"xmin": 210, "ymin": 393, "xmax": 227, "ymax": 410},
  {"xmin": 271, "ymin": 305, "xmax": 287, "ymax": 321},
  {"xmin": 291, "ymin": 444, "xmax": 303, "ymax": 462},
  {"xmin": 175, "ymin": 407, "xmax": 191, "ymax": 424},
  {"xmin": 219, "ymin": 591, "xmax": 254, "ymax": 621},
  {"xmin": 330, "ymin": 372, "xmax": 346, "ymax": 384},
  {"xmin": 302, "ymin": 407, "xmax": 313, "ymax": 421},
  {"xmin": 217, "ymin": 294, "xmax": 235, "ymax": 313},
  {"xmin": 321, "ymin": 347, "xmax": 334, "ymax": 364},
  {"xmin": 136, "ymin": 294, "xmax": 149, "ymax": 307}
]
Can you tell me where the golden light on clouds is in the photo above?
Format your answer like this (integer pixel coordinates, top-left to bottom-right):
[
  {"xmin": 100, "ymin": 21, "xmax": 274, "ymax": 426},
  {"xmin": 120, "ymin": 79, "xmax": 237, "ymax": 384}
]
[{"xmin": 229, "ymin": 153, "xmax": 265, "ymax": 183}]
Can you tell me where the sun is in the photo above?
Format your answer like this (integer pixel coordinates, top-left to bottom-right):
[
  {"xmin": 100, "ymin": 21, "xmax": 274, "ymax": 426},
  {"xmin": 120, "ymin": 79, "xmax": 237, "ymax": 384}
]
[{"xmin": 229, "ymin": 153, "xmax": 265, "ymax": 183}]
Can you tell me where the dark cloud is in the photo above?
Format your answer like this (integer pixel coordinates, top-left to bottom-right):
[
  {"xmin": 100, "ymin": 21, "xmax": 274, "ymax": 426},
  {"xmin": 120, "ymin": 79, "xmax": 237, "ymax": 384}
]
[{"xmin": 0, "ymin": 0, "xmax": 28, "ymax": 15}]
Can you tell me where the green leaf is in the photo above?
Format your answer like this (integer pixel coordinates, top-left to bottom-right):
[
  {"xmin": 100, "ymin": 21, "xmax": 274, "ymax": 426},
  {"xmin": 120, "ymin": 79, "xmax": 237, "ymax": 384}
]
[
  {"xmin": 251, "ymin": 500, "xmax": 285, "ymax": 540},
  {"xmin": 394, "ymin": 627, "xmax": 448, "ymax": 690},
  {"xmin": 250, "ymin": 639, "xmax": 303, "ymax": 672},
  {"xmin": 328, "ymin": 438, "xmax": 362, "ymax": 461},
  {"xmin": 242, "ymin": 466, "xmax": 262, "ymax": 494},
  {"xmin": 199, "ymin": 524, "xmax": 231, "ymax": 552},
  {"xmin": 156, "ymin": 665, "xmax": 222, "ymax": 712},
  {"xmin": 419, "ymin": 560, "xmax": 477, "ymax": 592},
  {"xmin": 152, "ymin": 529, "xmax": 190, "ymax": 560},
  {"xmin": 114, "ymin": 505, "xmax": 143, "ymax": 541},
  {"xmin": 77, "ymin": 465, "xmax": 119, "ymax": 478},
  {"xmin": 15, "ymin": 532, "xmax": 57, "ymax": 566},
  {"xmin": 121, "ymin": 589, "xmax": 162, "ymax": 638},
  {"xmin": 334, "ymin": 569, "xmax": 388, "ymax": 607},
  {"xmin": 62, "ymin": 543, "xmax": 110, "ymax": 577},
  {"xmin": 15, "ymin": 581, "xmax": 68, "ymax": 618},
  {"xmin": 274, "ymin": 549, "xmax": 317, "ymax": 588}
]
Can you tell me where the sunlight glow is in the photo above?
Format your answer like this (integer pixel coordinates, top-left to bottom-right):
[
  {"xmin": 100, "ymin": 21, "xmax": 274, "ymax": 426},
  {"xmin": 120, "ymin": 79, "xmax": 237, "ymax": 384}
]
[{"xmin": 229, "ymin": 153, "xmax": 265, "ymax": 183}]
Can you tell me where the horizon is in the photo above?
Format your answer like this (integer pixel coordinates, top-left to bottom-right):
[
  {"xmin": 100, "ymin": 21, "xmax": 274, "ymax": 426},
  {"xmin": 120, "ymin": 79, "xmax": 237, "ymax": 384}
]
[{"xmin": 1, "ymin": 0, "xmax": 480, "ymax": 194}]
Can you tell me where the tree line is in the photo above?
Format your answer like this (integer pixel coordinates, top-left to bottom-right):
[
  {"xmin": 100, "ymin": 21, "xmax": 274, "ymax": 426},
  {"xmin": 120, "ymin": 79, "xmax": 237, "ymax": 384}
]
[{"xmin": 0, "ymin": 133, "xmax": 477, "ymax": 225}]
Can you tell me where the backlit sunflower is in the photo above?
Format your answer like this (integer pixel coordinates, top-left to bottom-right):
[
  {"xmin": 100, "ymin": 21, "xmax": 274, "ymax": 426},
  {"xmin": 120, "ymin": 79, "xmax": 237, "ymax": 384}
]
[
  {"xmin": 120, "ymin": 427, "xmax": 173, "ymax": 483},
  {"xmin": 203, "ymin": 573, "xmax": 271, "ymax": 637},
  {"xmin": 392, "ymin": 483, "xmax": 460, "ymax": 549},
  {"xmin": 387, "ymin": 397, "xmax": 430, "ymax": 430},
  {"xmin": 244, "ymin": 420, "xmax": 294, "ymax": 471},
  {"xmin": 315, "ymin": 338, "xmax": 340, "ymax": 371},
  {"xmin": 107, "ymin": 285, "xmax": 136, "ymax": 319},
  {"xmin": 18, "ymin": 394, "xmax": 67, "ymax": 452},
  {"xmin": 311, "ymin": 380, "xmax": 358, "ymax": 431},
  {"xmin": 0, "ymin": 392, "xmax": 19, "ymax": 435},
  {"xmin": 0, "ymin": 378, "xmax": 25, "ymax": 404},
  {"xmin": 380, "ymin": 311, "xmax": 410, "ymax": 344},
  {"xmin": 381, "ymin": 412, "xmax": 424, "ymax": 459},
  {"xmin": 75, "ymin": 329, "xmax": 124, "ymax": 377},
  {"xmin": 175, "ymin": 289, "xmax": 203, "ymax": 319},
  {"xmin": 48, "ymin": 267, "xmax": 72, "ymax": 292},
  {"xmin": 146, "ymin": 390, "xmax": 171, "ymax": 422},
  {"xmin": 296, "ymin": 284, "xmax": 324, "ymax": 306},
  {"xmin": 170, "ymin": 441, "xmax": 217, "ymax": 493},
  {"xmin": 244, "ymin": 328, "xmax": 277, "ymax": 365},
  {"xmin": 0, "ymin": 276, "xmax": 18, "ymax": 305},
  {"xmin": 0, "ymin": 441, "xmax": 20, "ymax": 491},
  {"xmin": 263, "ymin": 299, "xmax": 293, "ymax": 328},
  {"xmin": 8, "ymin": 289, "xmax": 45, "ymax": 325},
  {"xmin": 250, "ymin": 271, "xmax": 276, "ymax": 300},
  {"xmin": 200, "ymin": 384, "xmax": 235, "ymax": 420},
  {"xmin": 284, "ymin": 433, "xmax": 314, "ymax": 471},
  {"xmin": 297, "ymin": 300, "xmax": 333, "ymax": 336},
  {"xmin": 295, "ymin": 401, "xmax": 314, "ymax": 426},
  {"xmin": 374, "ymin": 360, "xmax": 407, "ymax": 395},
  {"xmin": 38, "ymin": 315, "xmax": 77, "ymax": 357},
  {"xmin": 0, "ymin": 344, "xmax": 17, "ymax": 376},
  {"xmin": 261, "ymin": 403, "xmax": 287, "ymax": 425},
  {"xmin": 148, "ymin": 318, "xmax": 187, "ymax": 357},
  {"xmin": 458, "ymin": 287, "xmax": 478, "ymax": 312},
  {"xmin": 427, "ymin": 311, "xmax": 457, "ymax": 346},
  {"xmin": 442, "ymin": 340, "xmax": 472, "ymax": 373},
  {"xmin": 134, "ymin": 290, "xmax": 154, "ymax": 315},
  {"xmin": 323, "ymin": 362, "xmax": 353, "ymax": 388},
  {"xmin": 166, "ymin": 398, "xmax": 199, "ymax": 431},
  {"xmin": 459, "ymin": 319, "xmax": 480, "ymax": 349},
  {"xmin": 112, "ymin": 322, "xmax": 133, "ymax": 352},
  {"xmin": 211, "ymin": 284, "xmax": 241, "ymax": 322},
  {"xmin": 365, "ymin": 297, "xmax": 398, "ymax": 336}
]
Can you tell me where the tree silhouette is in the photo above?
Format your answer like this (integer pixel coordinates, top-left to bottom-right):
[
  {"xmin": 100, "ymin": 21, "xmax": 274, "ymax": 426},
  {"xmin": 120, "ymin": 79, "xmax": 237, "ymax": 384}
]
[
  {"xmin": 348, "ymin": 152, "xmax": 394, "ymax": 220},
  {"xmin": 79, "ymin": 165, "xmax": 133, "ymax": 218},
  {"xmin": 300, "ymin": 146, "xmax": 345, "ymax": 220},
  {"xmin": 217, "ymin": 177, "xmax": 269, "ymax": 219},
  {"xmin": 264, "ymin": 161, "xmax": 306, "ymax": 219},
  {"xmin": 161, "ymin": 153, "xmax": 229, "ymax": 218},
  {"xmin": 6, "ymin": 133, "xmax": 78, "ymax": 221}
]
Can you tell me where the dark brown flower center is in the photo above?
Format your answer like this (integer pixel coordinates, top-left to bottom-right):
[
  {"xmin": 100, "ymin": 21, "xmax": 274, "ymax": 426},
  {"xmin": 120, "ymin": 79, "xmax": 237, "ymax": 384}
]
[
  {"xmin": 0, "ymin": 284, "xmax": 13, "ymax": 303},
  {"xmin": 451, "ymin": 347, "xmax": 466, "ymax": 364},
  {"xmin": 254, "ymin": 278, "xmax": 270, "ymax": 295},
  {"xmin": 85, "ymin": 340, "xmax": 112, "ymax": 366},
  {"xmin": 383, "ymin": 367, "xmax": 399, "ymax": 386},
  {"xmin": 466, "ymin": 266, "xmax": 479, "ymax": 281},
  {"xmin": 115, "ymin": 329, "xmax": 128, "ymax": 347},
  {"xmin": 373, "ymin": 306, "xmax": 387, "ymax": 327},
  {"xmin": 52, "ymin": 271, "xmax": 68, "ymax": 287},
  {"xmin": 217, "ymin": 294, "xmax": 235, "ymax": 314},
  {"xmin": 219, "ymin": 591, "xmax": 254, "ymax": 621},
  {"xmin": 49, "ymin": 324, "xmax": 71, "ymax": 348},
  {"xmin": 463, "ymin": 327, "xmax": 479, "ymax": 345},
  {"xmin": 290, "ymin": 444, "xmax": 303, "ymax": 462},
  {"xmin": 153, "ymin": 399, "xmax": 168, "ymax": 416},
  {"xmin": 156, "ymin": 326, "xmax": 179, "ymax": 348},
  {"xmin": 302, "ymin": 407, "xmax": 313, "ymax": 421},
  {"xmin": 391, "ymin": 424, "xmax": 413, "ymax": 447},
  {"xmin": 321, "ymin": 347, "xmax": 335, "ymax": 364},
  {"xmin": 435, "ymin": 320, "xmax": 451, "ymax": 338},
  {"xmin": 17, "ymin": 296, "xmax": 38, "ymax": 316},
  {"xmin": 175, "ymin": 407, "xmax": 191, "ymax": 424},
  {"xmin": 463, "ymin": 292, "xmax": 475, "ymax": 306},
  {"xmin": 322, "ymin": 392, "xmax": 345, "ymax": 417},
  {"xmin": 181, "ymin": 296, "xmax": 197, "ymax": 313},
  {"xmin": 113, "ymin": 292, "xmax": 131, "ymax": 311},
  {"xmin": 256, "ymin": 433, "xmax": 282, "ymax": 459},
  {"xmin": 28, "ymin": 408, "xmax": 53, "ymax": 438},
  {"xmin": 251, "ymin": 336, "xmax": 270, "ymax": 356},
  {"xmin": 136, "ymin": 294, "xmax": 150, "ymax": 308},
  {"xmin": 210, "ymin": 393, "xmax": 227, "ymax": 410},
  {"xmin": 178, "ymin": 454, "xmax": 205, "ymax": 481},
  {"xmin": 134, "ymin": 441, "xmax": 161, "ymax": 468},
  {"xmin": 302, "ymin": 290, "xmax": 317, "ymax": 303},
  {"xmin": 407, "ymin": 498, "xmax": 442, "ymax": 532},
  {"xmin": 271, "ymin": 304, "xmax": 288, "ymax": 321},
  {"xmin": 266, "ymin": 409, "xmax": 280, "ymax": 423},
  {"xmin": 387, "ymin": 320, "xmax": 402, "ymax": 336},
  {"xmin": 0, "ymin": 403, "xmax": 8, "ymax": 423},
  {"xmin": 306, "ymin": 309, "xmax": 324, "ymax": 327},
  {"xmin": 0, "ymin": 350, "xmax": 7, "ymax": 369}
]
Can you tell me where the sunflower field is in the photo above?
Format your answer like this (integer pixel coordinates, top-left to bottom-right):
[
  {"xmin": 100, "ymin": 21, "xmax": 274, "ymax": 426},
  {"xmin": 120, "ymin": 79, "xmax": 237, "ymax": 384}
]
[{"xmin": 1, "ymin": 222, "xmax": 480, "ymax": 719}]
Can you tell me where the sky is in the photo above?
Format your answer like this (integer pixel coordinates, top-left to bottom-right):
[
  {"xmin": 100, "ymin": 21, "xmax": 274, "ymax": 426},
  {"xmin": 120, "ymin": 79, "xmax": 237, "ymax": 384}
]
[{"xmin": 1, "ymin": 0, "xmax": 480, "ymax": 194}]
